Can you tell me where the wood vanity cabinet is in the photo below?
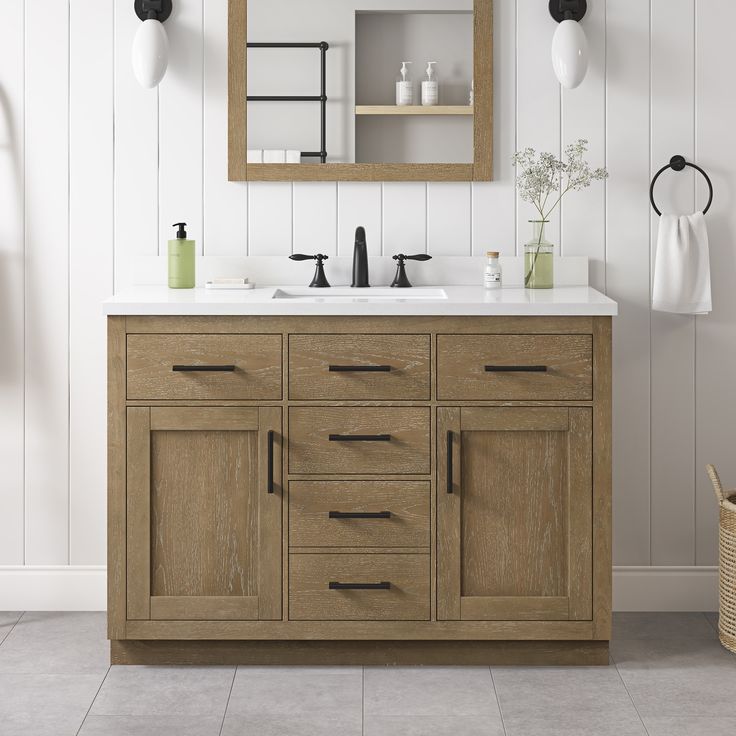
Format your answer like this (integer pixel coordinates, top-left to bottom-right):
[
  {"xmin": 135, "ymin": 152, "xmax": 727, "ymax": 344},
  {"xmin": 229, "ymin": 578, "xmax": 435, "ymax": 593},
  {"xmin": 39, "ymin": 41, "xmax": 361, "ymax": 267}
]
[{"xmin": 109, "ymin": 315, "xmax": 611, "ymax": 666}]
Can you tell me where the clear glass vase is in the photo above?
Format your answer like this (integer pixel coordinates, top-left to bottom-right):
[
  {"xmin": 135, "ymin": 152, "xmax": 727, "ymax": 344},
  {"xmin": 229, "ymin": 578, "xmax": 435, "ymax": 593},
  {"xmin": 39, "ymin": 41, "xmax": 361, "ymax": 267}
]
[{"xmin": 524, "ymin": 220, "xmax": 554, "ymax": 289}]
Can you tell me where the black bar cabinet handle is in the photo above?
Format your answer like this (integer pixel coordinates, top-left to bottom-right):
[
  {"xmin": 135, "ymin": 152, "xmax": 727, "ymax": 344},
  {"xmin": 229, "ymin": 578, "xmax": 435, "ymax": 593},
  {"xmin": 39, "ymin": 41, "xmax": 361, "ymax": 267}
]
[
  {"xmin": 484, "ymin": 365, "xmax": 548, "ymax": 373},
  {"xmin": 446, "ymin": 430, "xmax": 454, "ymax": 494},
  {"xmin": 328, "ymin": 511, "xmax": 391, "ymax": 519},
  {"xmin": 328, "ymin": 365, "xmax": 392, "ymax": 373},
  {"xmin": 329, "ymin": 581, "xmax": 391, "ymax": 590},
  {"xmin": 267, "ymin": 430, "xmax": 275, "ymax": 494},
  {"xmin": 328, "ymin": 434, "xmax": 391, "ymax": 442},
  {"xmin": 172, "ymin": 365, "xmax": 236, "ymax": 372}
]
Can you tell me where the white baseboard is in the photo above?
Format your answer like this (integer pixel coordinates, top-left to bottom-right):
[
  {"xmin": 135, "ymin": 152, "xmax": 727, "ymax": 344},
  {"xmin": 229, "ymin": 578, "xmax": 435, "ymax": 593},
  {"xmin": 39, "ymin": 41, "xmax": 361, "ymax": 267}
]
[
  {"xmin": 613, "ymin": 566, "xmax": 719, "ymax": 611},
  {"xmin": 0, "ymin": 565, "xmax": 718, "ymax": 613},
  {"xmin": 0, "ymin": 566, "xmax": 106, "ymax": 611}
]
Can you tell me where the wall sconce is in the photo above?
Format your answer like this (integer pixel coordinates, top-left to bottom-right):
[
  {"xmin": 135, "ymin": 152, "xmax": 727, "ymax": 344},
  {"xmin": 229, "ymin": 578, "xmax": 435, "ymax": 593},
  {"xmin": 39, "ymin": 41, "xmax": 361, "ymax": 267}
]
[
  {"xmin": 549, "ymin": 0, "xmax": 588, "ymax": 90},
  {"xmin": 132, "ymin": 0, "xmax": 173, "ymax": 89}
]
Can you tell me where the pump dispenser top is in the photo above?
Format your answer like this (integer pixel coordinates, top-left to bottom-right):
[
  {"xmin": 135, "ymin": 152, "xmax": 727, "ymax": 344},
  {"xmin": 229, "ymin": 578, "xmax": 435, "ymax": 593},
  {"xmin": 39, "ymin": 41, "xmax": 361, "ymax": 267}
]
[
  {"xmin": 400, "ymin": 61, "xmax": 412, "ymax": 81},
  {"xmin": 173, "ymin": 222, "xmax": 188, "ymax": 239}
]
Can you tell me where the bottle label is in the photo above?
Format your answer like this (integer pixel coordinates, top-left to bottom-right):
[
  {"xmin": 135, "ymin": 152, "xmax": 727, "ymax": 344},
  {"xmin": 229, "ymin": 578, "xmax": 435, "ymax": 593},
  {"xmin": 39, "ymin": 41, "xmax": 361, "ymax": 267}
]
[{"xmin": 484, "ymin": 272, "xmax": 501, "ymax": 289}]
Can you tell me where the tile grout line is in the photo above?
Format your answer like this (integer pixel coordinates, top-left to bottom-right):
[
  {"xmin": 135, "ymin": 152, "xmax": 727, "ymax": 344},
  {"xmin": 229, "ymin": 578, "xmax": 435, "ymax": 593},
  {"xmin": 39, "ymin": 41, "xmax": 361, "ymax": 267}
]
[
  {"xmin": 612, "ymin": 651, "xmax": 652, "ymax": 736},
  {"xmin": 74, "ymin": 664, "xmax": 111, "ymax": 736},
  {"xmin": 0, "ymin": 611, "xmax": 26, "ymax": 648},
  {"xmin": 488, "ymin": 667, "xmax": 509, "ymax": 736},
  {"xmin": 218, "ymin": 666, "xmax": 238, "ymax": 736}
]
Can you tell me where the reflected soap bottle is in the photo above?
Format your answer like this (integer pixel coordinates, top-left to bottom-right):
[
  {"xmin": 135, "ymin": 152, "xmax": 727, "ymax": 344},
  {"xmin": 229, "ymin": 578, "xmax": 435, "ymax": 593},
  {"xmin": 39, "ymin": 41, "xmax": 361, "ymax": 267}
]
[
  {"xmin": 396, "ymin": 61, "xmax": 413, "ymax": 106},
  {"xmin": 168, "ymin": 222, "xmax": 195, "ymax": 289},
  {"xmin": 421, "ymin": 62, "xmax": 438, "ymax": 106}
]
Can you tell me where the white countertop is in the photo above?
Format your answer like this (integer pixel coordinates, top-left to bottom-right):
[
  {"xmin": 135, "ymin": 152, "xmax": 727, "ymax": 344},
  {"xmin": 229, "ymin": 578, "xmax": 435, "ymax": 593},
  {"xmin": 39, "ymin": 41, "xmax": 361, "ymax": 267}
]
[{"xmin": 104, "ymin": 285, "xmax": 618, "ymax": 317}]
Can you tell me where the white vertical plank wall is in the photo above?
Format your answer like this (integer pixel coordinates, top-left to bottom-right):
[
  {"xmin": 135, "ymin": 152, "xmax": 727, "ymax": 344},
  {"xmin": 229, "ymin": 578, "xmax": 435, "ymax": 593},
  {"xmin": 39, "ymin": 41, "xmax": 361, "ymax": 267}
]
[{"xmin": 0, "ymin": 0, "xmax": 731, "ymax": 606}]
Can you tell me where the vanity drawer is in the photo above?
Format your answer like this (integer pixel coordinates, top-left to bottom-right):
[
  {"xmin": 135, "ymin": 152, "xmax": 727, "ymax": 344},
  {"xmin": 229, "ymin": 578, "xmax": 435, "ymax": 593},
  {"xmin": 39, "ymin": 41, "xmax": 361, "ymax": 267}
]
[
  {"xmin": 127, "ymin": 334, "xmax": 282, "ymax": 400},
  {"xmin": 289, "ymin": 481, "xmax": 430, "ymax": 548},
  {"xmin": 289, "ymin": 553, "xmax": 430, "ymax": 621},
  {"xmin": 288, "ymin": 334, "xmax": 430, "ymax": 400},
  {"xmin": 437, "ymin": 334, "xmax": 593, "ymax": 401},
  {"xmin": 289, "ymin": 407, "xmax": 430, "ymax": 475}
]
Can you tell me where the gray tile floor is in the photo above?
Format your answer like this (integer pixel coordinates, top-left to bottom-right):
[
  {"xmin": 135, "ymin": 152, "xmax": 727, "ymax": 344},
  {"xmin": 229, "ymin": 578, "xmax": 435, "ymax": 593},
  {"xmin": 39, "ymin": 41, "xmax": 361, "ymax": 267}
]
[{"xmin": 0, "ymin": 612, "xmax": 733, "ymax": 735}]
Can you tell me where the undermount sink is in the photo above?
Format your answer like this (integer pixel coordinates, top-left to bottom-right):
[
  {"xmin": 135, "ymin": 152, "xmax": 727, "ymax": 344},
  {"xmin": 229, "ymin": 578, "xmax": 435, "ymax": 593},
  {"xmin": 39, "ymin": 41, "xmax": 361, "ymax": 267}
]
[{"xmin": 272, "ymin": 287, "xmax": 448, "ymax": 301}]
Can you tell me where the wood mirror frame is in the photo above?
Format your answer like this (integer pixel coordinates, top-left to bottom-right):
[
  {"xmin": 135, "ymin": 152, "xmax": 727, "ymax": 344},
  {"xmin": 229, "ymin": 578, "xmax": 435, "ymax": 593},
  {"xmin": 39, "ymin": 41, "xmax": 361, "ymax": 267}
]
[{"xmin": 228, "ymin": 0, "xmax": 493, "ymax": 182}]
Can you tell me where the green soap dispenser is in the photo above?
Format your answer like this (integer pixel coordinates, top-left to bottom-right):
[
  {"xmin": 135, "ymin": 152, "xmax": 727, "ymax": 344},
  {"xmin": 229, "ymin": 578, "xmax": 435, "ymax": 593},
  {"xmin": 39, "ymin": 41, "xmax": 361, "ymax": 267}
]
[{"xmin": 168, "ymin": 222, "xmax": 195, "ymax": 289}]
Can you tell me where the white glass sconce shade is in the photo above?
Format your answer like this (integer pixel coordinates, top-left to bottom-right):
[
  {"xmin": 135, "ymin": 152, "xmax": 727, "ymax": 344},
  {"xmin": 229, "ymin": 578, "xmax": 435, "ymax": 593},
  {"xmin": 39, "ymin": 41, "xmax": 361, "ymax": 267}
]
[
  {"xmin": 551, "ymin": 19, "xmax": 588, "ymax": 89},
  {"xmin": 132, "ymin": 19, "xmax": 169, "ymax": 88}
]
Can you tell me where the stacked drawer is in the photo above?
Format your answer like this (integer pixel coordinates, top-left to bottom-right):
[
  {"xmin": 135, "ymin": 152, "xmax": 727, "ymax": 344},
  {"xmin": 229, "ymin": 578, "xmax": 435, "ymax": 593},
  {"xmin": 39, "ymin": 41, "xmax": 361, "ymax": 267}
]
[{"xmin": 287, "ymin": 334, "xmax": 432, "ymax": 621}]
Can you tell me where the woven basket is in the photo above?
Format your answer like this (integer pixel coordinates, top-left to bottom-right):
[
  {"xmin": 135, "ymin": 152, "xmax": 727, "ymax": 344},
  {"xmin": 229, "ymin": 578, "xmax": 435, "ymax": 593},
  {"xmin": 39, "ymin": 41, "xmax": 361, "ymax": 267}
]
[{"xmin": 706, "ymin": 465, "xmax": 736, "ymax": 654}]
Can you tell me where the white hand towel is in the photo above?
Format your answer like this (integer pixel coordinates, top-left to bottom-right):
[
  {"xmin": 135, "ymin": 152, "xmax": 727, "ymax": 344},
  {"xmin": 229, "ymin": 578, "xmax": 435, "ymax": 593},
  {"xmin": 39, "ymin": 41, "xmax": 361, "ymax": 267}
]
[
  {"xmin": 246, "ymin": 149, "xmax": 263, "ymax": 163},
  {"xmin": 263, "ymin": 149, "xmax": 286, "ymax": 163},
  {"xmin": 285, "ymin": 150, "xmax": 301, "ymax": 163},
  {"xmin": 652, "ymin": 211, "xmax": 712, "ymax": 314}
]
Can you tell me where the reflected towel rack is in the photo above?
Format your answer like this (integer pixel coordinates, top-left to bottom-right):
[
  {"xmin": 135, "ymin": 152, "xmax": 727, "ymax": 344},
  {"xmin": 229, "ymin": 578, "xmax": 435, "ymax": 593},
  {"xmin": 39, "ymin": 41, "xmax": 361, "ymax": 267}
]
[
  {"xmin": 246, "ymin": 42, "xmax": 329, "ymax": 164},
  {"xmin": 649, "ymin": 155, "xmax": 713, "ymax": 216}
]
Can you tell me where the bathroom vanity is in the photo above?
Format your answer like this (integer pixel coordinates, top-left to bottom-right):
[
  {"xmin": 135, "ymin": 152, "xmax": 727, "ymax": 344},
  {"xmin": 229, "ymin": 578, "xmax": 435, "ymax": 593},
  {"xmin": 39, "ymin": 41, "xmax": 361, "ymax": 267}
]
[{"xmin": 106, "ymin": 286, "xmax": 616, "ymax": 665}]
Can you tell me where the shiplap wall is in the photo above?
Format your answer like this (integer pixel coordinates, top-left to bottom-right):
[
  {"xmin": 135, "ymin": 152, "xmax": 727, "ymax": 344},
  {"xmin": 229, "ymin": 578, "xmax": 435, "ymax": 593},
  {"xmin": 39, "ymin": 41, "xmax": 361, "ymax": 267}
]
[{"xmin": 1, "ymin": 0, "xmax": 735, "ymax": 585}]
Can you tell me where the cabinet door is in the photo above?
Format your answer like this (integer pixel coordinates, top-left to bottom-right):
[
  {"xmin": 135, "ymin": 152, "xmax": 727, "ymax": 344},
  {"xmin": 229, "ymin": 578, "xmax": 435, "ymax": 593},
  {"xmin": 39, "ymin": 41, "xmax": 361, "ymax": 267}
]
[
  {"xmin": 126, "ymin": 406, "xmax": 282, "ymax": 621},
  {"xmin": 438, "ymin": 407, "xmax": 592, "ymax": 622}
]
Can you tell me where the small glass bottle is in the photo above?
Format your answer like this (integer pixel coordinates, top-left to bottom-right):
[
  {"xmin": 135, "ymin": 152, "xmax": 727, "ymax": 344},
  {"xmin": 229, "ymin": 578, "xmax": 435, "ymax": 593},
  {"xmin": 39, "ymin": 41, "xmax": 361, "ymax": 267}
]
[
  {"xmin": 484, "ymin": 251, "xmax": 502, "ymax": 289},
  {"xmin": 524, "ymin": 220, "xmax": 554, "ymax": 289}
]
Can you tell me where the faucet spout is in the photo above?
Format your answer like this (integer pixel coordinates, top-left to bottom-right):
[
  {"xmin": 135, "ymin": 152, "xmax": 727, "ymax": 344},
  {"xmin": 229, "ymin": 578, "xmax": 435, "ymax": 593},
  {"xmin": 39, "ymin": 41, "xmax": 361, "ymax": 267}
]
[{"xmin": 351, "ymin": 226, "xmax": 370, "ymax": 288}]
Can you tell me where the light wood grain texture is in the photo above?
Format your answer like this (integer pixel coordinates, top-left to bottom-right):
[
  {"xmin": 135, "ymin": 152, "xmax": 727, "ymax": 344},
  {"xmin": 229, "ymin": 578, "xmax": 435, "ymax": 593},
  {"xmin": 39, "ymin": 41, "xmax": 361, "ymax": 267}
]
[
  {"xmin": 289, "ymin": 553, "xmax": 430, "ymax": 621},
  {"xmin": 592, "ymin": 317, "xmax": 612, "ymax": 638},
  {"xmin": 289, "ymin": 407, "xmax": 430, "ymax": 475},
  {"xmin": 228, "ymin": 0, "xmax": 247, "ymax": 181},
  {"xmin": 355, "ymin": 106, "xmax": 474, "ymax": 116},
  {"xmin": 126, "ymin": 334, "xmax": 282, "ymax": 400},
  {"xmin": 473, "ymin": 0, "xmax": 493, "ymax": 180},
  {"xmin": 150, "ymin": 596, "xmax": 259, "ymax": 621},
  {"xmin": 126, "ymin": 407, "xmax": 151, "ymax": 620},
  {"xmin": 438, "ymin": 406, "xmax": 593, "ymax": 622},
  {"xmin": 245, "ymin": 163, "xmax": 475, "ymax": 182},
  {"xmin": 112, "ymin": 639, "xmax": 608, "ymax": 666},
  {"xmin": 107, "ymin": 317, "xmax": 127, "ymax": 638},
  {"xmin": 288, "ymin": 334, "xmax": 430, "ymax": 400},
  {"xmin": 437, "ymin": 334, "xmax": 593, "ymax": 400},
  {"xmin": 123, "ymin": 315, "xmax": 594, "ymax": 336},
  {"xmin": 289, "ymin": 481, "xmax": 430, "ymax": 548},
  {"xmin": 258, "ymin": 406, "xmax": 283, "ymax": 620},
  {"xmin": 125, "ymin": 618, "xmax": 595, "ymax": 641},
  {"xmin": 150, "ymin": 406, "xmax": 259, "ymax": 431}
]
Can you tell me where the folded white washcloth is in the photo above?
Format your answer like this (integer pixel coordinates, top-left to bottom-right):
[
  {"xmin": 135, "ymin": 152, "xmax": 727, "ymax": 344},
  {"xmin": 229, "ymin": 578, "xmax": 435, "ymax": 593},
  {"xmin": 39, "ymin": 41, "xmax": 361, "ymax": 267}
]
[
  {"xmin": 286, "ymin": 150, "xmax": 301, "ymax": 163},
  {"xmin": 247, "ymin": 149, "xmax": 263, "ymax": 163},
  {"xmin": 652, "ymin": 211, "xmax": 712, "ymax": 314},
  {"xmin": 263, "ymin": 149, "xmax": 286, "ymax": 163}
]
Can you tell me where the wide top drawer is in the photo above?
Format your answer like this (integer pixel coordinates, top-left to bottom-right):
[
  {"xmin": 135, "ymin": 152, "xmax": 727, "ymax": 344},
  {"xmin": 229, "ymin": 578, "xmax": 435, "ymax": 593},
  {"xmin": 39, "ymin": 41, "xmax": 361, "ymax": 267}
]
[
  {"xmin": 127, "ymin": 334, "xmax": 282, "ymax": 400},
  {"xmin": 288, "ymin": 334, "xmax": 430, "ymax": 400},
  {"xmin": 437, "ymin": 334, "xmax": 593, "ymax": 401}
]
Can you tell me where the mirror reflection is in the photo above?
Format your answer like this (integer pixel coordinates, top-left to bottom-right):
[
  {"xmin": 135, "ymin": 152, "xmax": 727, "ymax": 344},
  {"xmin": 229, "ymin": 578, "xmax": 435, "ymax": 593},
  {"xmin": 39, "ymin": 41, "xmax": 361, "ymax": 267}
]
[{"xmin": 246, "ymin": 0, "xmax": 474, "ymax": 165}]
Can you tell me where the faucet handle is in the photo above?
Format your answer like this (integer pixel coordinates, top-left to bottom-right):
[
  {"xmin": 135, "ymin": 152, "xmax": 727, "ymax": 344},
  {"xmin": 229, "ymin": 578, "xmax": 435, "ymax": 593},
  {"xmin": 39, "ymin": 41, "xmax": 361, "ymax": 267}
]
[
  {"xmin": 392, "ymin": 253, "xmax": 432, "ymax": 262},
  {"xmin": 289, "ymin": 254, "xmax": 330, "ymax": 288},
  {"xmin": 390, "ymin": 254, "xmax": 432, "ymax": 288}
]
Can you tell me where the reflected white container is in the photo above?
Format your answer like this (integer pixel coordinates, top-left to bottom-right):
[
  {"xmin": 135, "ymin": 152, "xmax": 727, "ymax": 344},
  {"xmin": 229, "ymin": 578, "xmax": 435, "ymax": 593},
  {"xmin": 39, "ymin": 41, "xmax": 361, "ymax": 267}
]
[
  {"xmin": 132, "ymin": 19, "xmax": 169, "ymax": 89},
  {"xmin": 551, "ymin": 19, "xmax": 588, "ymax": 89}
]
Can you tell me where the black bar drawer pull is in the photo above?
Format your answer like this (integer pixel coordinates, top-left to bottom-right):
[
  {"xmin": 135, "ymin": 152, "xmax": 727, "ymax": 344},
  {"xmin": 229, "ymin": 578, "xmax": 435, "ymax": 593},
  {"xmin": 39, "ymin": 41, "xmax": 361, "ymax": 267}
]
[
  {"xmin": 446, "ymin": 430, "xmax": 454, "ymax": 494},
  {"xmin": 172, "ymin": 365, "xmax": 236, "ymax": 372},
  {"xmin": 328, "ymin": 434, "xmax": 391, "ymax": 442},
  {"xmin": 484, "ymin": 365, "xmax": 548, "ymax": 373},
  {"xmin": 328, "ymin": 511, "xmax": 391, "ymax": 519},
  {"xmin": 329, "ymin": 581, "xmax": 391, "ymax": 590},
  {"xmin": 328, "ymin": 365, "xmax": 392, "ymax": 372},
  {"xmin": 267, "ymin": 430, "xmax": 275, "ymax": 494}
]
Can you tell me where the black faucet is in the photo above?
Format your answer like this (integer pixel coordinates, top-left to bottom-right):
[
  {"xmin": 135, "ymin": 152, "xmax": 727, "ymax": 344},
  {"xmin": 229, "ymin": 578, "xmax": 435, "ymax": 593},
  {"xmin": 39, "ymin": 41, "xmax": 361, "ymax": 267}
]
[
  {"xmin": 351, "ymin": 226, "xmax": 370, "ymax": 288},
  {"xmin": 391, "ymin": 253, "xmax": 433, "ymax": 287},
  {"xmin": 289, "ymin": 253, "xmax": 331, "ymax": 287}
]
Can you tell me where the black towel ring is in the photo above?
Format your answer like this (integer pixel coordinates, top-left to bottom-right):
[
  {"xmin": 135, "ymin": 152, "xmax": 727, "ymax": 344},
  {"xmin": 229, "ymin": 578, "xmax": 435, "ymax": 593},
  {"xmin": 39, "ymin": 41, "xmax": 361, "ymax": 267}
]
[{"xmin": 649, "ymin": 155, "xmax": 713, "ymax": 216}]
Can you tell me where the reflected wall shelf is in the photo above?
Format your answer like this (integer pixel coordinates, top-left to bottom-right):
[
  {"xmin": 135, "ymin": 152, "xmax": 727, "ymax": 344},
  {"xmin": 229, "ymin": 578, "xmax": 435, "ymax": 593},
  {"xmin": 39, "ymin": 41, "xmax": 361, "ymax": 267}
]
[{"xmin": 355, "ymin": 105, "xmax": 474, "ymax": 116}]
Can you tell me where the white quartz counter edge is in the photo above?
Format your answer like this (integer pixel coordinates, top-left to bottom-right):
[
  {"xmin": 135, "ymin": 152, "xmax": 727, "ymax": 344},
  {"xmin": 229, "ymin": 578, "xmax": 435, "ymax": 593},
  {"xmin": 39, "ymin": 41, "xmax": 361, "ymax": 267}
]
[{"xmin": 104, "ymin": 286, "xmax": 618, "ymax": 317}]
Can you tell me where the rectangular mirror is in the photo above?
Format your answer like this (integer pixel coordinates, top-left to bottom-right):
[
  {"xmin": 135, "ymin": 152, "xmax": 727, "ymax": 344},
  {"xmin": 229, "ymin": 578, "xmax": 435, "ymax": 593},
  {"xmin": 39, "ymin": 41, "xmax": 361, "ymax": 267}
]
[{"xmin": 229, "ymin": 0, "xmax": 492, "ymax": 181}]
